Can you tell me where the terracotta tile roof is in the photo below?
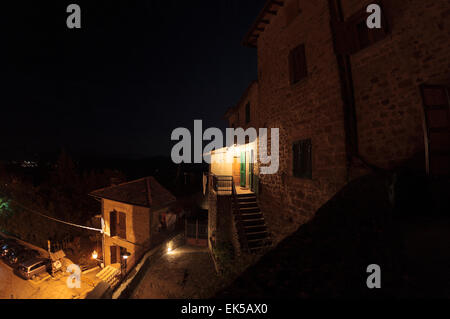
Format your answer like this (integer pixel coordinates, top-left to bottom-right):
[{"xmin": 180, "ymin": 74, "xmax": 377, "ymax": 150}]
[{"xmin": 89, "ymin": 177, "xmax": 176, "ymax": 208}]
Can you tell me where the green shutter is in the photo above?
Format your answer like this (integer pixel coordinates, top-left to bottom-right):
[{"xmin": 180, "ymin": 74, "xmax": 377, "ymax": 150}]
[{"xmin": 240, "ymin": 151, "xmax": 246, "ymax": 187}]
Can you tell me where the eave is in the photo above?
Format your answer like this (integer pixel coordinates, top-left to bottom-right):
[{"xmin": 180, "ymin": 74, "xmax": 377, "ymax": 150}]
[{"xmin": 242, "ymin": 0, "xmax": 285, "ymax": 48}]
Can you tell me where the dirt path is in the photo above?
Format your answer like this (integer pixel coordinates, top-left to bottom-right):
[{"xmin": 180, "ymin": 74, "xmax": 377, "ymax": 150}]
[{"xmin": 131, "ymin": 246, "xmax": 223, "ymax": 299}]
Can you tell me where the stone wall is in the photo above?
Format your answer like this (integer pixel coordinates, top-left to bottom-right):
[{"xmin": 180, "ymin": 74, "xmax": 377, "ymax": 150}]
[
  {"xmin": 342, "ymin": 0, "xmax": 450, "ymax": 170},
  {"xmin": 255, "ymin": 0, "xmax": 348, "ymax": 225},
  {"xmin": 227, "ymin": 0, "xmax": 450, "ymax": 230},
  {"xmin": 109, "ymin": 232, "xmax": 185, "ymax": 299},
  {"xmin": 208, "ymin": 187, "xmax": 241, "ymax": 256}
]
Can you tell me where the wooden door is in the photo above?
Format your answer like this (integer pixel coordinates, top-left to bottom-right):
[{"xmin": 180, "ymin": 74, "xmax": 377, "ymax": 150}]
[
  {"xmin": 232, "ymin": 156, "xmax": 240, "ymax": 186},
  {"xmin": 420, "ymin": 85, "xmax": 450, "ymax": 176},
  {"xmin": 240, "ymin": 152, "xmax": 246, "ymax": 187},
  {"xmin": 110, "ymin": 211, "xmax": 117, "ymax": 236}
]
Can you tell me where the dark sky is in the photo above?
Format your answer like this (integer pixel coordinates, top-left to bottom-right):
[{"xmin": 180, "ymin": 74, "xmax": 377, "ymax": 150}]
[{"xmin": 0, "ymin": 0, "xmax": 264, "ymax": 160}]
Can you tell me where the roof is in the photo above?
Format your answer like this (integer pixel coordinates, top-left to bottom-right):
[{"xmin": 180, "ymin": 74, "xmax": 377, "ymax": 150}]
[
  {"xmin": 89, "ymin": 176, "xmax": 176, "ymax": 208},
  {"xmin": 242, "ymin": 0, "xmax": 285, "ymax": 48},
  {"xmin": 224, "ymin": 80, "xmax": 258, "ymax": 119}
]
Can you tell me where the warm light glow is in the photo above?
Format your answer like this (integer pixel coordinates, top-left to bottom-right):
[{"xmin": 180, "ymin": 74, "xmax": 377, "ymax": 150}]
[
  {"xmin": 92, "ymin": 250, "xmax": 98, "ymax": 260},
  {"xmin": 167, "ymin": 242, "xmax": 174, "ymax": 254},
  {"xmin": 231, "ymin": 144, "xmax": 240, "ymax": 157},
  {"xmin": 123, "ymin": 254, "xmax": 129, "ymax": 260}
]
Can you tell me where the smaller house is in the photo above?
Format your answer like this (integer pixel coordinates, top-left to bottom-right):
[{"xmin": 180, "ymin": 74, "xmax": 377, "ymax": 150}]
[{"xmin": 90, "ymin": 177, "xmax": 176, "ymax": 273}]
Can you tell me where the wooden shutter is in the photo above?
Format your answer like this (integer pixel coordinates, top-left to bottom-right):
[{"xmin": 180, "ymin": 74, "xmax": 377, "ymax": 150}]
[
  {"xmin": 240, "ymin": 152, "xmax": 246, "ymax": 187},
  {"xmin": 118, "ymin": 212, "xmax": 127, "ymax": 239},
  {"xmin": 289, "ymin": 44, "xmax": 307, "ymax": 84},
  {"xmin": 333, "ymin": 2, "xmax": 388, "ymax": 55},
  {"xmin": 420, "ymin": 85, "xmax": 450, "ymax": 176},
  {"xmin": 110, "ymin": 211, "xmax": 117, "ymax": 237}
]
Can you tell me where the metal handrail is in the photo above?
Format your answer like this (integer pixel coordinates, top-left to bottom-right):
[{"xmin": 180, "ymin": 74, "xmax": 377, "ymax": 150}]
[{"xmin": 231, "ymin": 177, "xmax": 249, "ymax": 253}]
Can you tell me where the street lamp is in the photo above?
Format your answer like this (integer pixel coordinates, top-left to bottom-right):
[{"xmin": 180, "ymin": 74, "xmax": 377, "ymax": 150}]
[
  {"xmin": 121, "ymin": 252, "xmax": 131, "ymax": 277},
  {"xmin": 91, "ymin": 250, "xmax": 98, "ymax": 260},
  {"xmin": 122, "ymin": 252, "xmax": 131, "ymax": 260}
]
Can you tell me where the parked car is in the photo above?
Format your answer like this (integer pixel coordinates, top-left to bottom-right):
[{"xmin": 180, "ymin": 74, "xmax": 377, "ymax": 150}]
[
  {"xmin": 0, "ymin": 238, "xmax": 7, "ymax": 248},
  {"xmin": 0, "ymin": 238, "xmax": 18, "ymax": 248},
  {"xmin": 15, "ymin": 258, "xmax": 51, "ymax": 280},
  {"xmin": 1, "ymin": 242, "xmax": 24, "ymax": 258},
  {"xmin": 7, "ymin": 249, "xmax": 39, "ymax": 267}
]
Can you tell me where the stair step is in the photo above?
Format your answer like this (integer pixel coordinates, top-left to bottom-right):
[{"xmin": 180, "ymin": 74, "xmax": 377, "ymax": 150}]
[
  {"xmin": 238, "ymin": 202, "xmax": 258, "ymax": 208},
  {"xmin": 244, "ymin": 224, "xmax": 267, "ymax": 232},
  {"xmin": 242, "ymin": 218, "xmax": 265, "ymax": 226},
  {"xmin": 238, "ymin": 197, "xmax": 256, "ymax": 203},
  {"xmin": 236, "ymin": 193, "xmax": 256, "ymax": 199},
  {"xmin": 237, "ymin": 207, "xmax": 260, "ymax": 213},
  {"xmin": 246, "ymin": 231, "xmax": 269, "ymax": 240},
  {"xmin": 247, "ymin": 238, "xmax": 268, "ymax": 247},
  {"xmin": 241, "ymin": 213, "xmax": 263, "ymax": 220}
]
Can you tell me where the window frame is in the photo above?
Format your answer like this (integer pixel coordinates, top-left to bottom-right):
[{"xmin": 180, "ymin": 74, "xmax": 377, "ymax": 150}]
[
  {"xmin": 289, "ymin": 44, "xmax": 308, "ymax": 85},
  {"xmin": 292, "ymin": 138, "xmax": 312, "ymax": 179},
  {"xmin": 343, "ymin": 2, "xmax": 389, "ymax": 54}
]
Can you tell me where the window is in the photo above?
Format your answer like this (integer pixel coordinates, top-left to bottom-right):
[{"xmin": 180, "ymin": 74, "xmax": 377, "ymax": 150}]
[
  {"xmin": 285, "ymin": 0, "xmax": 301, "ymax": 27},
  {"xmin": 293, "ymin": 139, "xmax": 312, "ymax": 179},
  {"xmin": 110, "ymin": 210, "xmax": 126, "ymax": 239},
  {"xmin": 289, "ymin": 44, "xmax": 307, "ymax": 84},
  {"xmin": 245, "ymin": 102, "xmax": 251, "ymax": 124},
  {"xmin": 110, "ymin": 210, "xmax": 117, "ymax": 236},
  {"xmin": 334, "ymin": 3, "xmax": 388, "ymax": 54}
]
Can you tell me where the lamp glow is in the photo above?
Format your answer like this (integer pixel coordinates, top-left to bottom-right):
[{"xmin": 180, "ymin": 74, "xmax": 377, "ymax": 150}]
[{"xmin": 122, "ymin": 252, "xmax": 131, "ymax": 260}]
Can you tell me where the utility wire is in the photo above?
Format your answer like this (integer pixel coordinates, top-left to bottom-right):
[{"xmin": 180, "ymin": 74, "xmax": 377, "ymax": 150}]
[{"xmin": 0, "ymin": 190, "xmax": 102, "ymax": 233}]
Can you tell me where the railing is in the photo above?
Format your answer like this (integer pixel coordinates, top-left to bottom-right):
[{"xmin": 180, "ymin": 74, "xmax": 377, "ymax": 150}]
[
  {"xmin": 231, "ymin": 177, "xmax": 249, "ymax": 253},
  {"xmin": 210, "ymin": 174, "xmax": 249, "ymax": 252}
]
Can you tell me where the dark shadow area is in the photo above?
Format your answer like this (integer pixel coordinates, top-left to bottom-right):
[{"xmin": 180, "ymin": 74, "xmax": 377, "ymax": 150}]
[{"xmin": 216, "ymin": 170, "xmax": 450, "ymax": 299}]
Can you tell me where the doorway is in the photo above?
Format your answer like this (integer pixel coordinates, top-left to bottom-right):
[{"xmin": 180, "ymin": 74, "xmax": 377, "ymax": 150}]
[
  {"xmin": 240, "ymin": 151, "xmax": 246, "ymax": 188},
  {"xmin": 249, "ymin": 150, "xmax": 254, "ymax": 191}
]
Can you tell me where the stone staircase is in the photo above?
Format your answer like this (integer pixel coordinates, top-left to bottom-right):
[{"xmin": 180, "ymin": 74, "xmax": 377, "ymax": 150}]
[
  {"xmin": 233, "ymin": 192, "xmax": 271, "ymax": 253},
  {"xmin": 96, "ymin": 263, "xmax": 121, "ymax": 287}
]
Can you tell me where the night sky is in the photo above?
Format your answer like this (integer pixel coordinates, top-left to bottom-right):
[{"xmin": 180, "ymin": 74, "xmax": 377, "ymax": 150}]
[{"xmin": 0, "ymin": 0, "xmax": 264, "ymax": 161}]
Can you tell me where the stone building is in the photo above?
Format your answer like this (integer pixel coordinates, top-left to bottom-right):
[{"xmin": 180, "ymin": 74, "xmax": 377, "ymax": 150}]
[
  {"xmin": 90, "ymin": 177, "xmax": 176, "ymax": 272},
  {"xmin": 210, "ymin": 0, "xmax": 450, "ymax": 246}
]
